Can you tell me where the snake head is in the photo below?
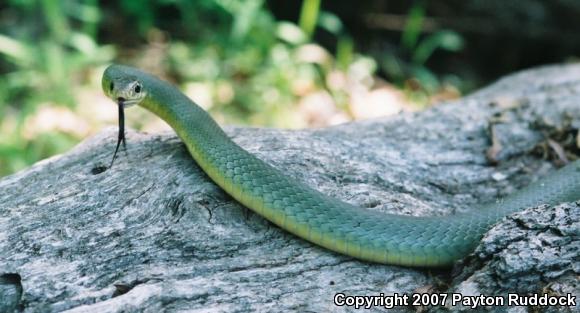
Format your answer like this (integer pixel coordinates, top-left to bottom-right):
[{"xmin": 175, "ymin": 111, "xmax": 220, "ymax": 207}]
[{"xmin": 102, "ymin": 65, "xmax": 148, "ymax": 108}]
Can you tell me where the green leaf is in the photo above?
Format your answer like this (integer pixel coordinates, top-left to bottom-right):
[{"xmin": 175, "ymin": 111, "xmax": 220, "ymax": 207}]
[
  {"xmin": 412, "ymin": 30, "xmax": 464, "ymax": 65},
  {"xmin": 298, "ymin": 0, "xmax": 321, "ymax": 40},
  {"xmin": 318, "ymin": 11, "xmax": 343, "ymax": 35},
  {"xmin": 401, "ymin": 1, "xmax": 425, "ymax": 50},
  {"xmin": 0, "ymin": 34, "xmax": 33, "ymax": 66},
  {"xmin": 276, "ymin": 22, "xmax": 307, "ymax": 45}
]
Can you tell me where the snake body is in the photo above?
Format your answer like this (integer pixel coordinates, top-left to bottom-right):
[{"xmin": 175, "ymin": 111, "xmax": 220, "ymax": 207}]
[{"xmin": 102, "ymin": 64, "xmax": 580, "ymax": 267}]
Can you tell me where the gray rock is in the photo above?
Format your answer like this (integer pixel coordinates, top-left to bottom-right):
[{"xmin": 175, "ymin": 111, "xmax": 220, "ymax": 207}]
[
  {"xmin": 1, "ymin": 64, "xmax": 579, "ymax": 312},
  {"xmin": 449, "ymin": 203, "xmax": 579, "ymax": 313}
]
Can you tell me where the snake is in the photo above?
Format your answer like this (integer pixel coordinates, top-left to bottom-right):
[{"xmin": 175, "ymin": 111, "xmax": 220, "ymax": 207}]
[{"xmin": 102, "ymin": 64, "xmax": 580, "ymax": 267}]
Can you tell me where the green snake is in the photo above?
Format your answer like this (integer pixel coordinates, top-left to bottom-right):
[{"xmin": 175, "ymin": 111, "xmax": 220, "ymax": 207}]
[{"xmin": 102, "ymin": 64, "xmax": 580, "ymax": 267}]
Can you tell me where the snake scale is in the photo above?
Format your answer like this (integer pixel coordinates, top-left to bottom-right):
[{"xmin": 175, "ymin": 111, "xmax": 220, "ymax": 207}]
[{"xmin": 102, "ymin": 64, "xmax": 580, "ymax": 267}]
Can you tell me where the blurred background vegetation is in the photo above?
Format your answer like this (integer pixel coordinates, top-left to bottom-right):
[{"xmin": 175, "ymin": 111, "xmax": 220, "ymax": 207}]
[{"xmin": 1, "ymin": 0, "xmax": 579, "ymax": 177}]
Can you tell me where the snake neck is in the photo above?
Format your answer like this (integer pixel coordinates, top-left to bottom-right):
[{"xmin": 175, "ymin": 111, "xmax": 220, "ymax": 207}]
[{"xmin": 139, "ymin": 78, "xmax": 235, "ymax": 166}]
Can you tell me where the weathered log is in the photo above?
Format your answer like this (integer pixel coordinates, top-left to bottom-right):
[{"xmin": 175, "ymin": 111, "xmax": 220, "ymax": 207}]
[{"xmin": 1, "ymin": 64, "xmax": 579, "ymax": 312}]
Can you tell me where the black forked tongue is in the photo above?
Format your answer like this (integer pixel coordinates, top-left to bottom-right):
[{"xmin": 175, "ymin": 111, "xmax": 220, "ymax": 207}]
[{"xmin": 109, "ymin": 100, "xmax": 127, "ymax": 168}]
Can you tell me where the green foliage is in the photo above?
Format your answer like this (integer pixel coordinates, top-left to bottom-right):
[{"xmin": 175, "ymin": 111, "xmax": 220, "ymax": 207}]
[
  {"xmin": 381, "ymin": 1, "xmax": 464, "ymax": 104},
  {"xmin": 165, "ymin": 0, "xmax": 367, "ymax": 126},
  {"xmin": 0, "ymin": 0, "xmax": 365, "ymax": 176},
  {"xmin": 299, "ymin": 0, "xmax": 321, "ymax": 39},
  {"xmin": 0, "ymin": 0, "xmax": 465, "ymax": 177},
  {"xmin": 0, "ymin": 0, "xmax": 114, "ymax": 106},
  {"xmin": 0, "ymin": 0, "xmax": 114, "ymax": 176}
]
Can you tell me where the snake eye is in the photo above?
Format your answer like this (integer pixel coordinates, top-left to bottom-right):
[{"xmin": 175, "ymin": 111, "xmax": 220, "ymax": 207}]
[
  {"xmin": 109, "ymin": 82, "xmax": 114, "ymax": 92},
  {"xmin": 134, "ymin": 84, "xmax": 141, "ymax": 93}
]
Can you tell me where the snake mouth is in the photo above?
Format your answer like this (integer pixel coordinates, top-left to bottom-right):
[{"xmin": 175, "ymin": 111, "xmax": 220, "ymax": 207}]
[{"xmin": 117, "ymin": 98, "xmax": 140, "ymax": 108}]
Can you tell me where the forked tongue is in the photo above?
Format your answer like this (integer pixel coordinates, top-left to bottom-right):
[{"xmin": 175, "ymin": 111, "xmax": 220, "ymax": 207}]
[{"xmin": 109, "ymin": 100, "xmax": 127, "ymax": 168}]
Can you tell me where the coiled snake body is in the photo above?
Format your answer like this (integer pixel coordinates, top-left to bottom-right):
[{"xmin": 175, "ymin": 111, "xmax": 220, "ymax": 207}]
[{"xmin": 102, "ymin": 64, "xmax": 580, "ymax": 267}]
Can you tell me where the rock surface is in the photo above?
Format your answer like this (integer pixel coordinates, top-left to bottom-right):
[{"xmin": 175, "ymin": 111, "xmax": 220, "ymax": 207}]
[
  {"xmin": 450, "ymin": 203, "xmax": 579, "ymax": 312},
  {"xmin": 0, "ymin": 64, "xmax": 579, "ymax": 312}
]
